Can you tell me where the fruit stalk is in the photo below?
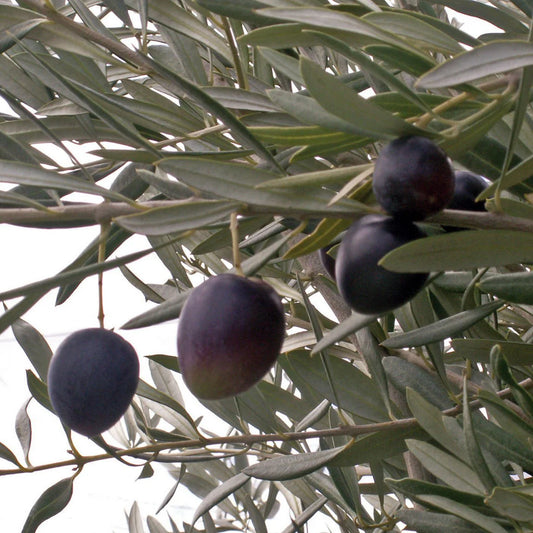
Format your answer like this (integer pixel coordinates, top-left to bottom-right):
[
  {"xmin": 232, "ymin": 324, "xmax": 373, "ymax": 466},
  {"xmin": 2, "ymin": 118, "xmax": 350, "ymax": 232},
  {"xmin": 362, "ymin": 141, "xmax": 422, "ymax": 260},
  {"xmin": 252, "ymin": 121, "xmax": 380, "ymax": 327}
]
[
  {"xmin": 230, "ymin": 212, "xmax": 243, "ymax": 276},
  {"xmin": 97, "ymin": 221, "xmax": 110, "ymax": 329}
]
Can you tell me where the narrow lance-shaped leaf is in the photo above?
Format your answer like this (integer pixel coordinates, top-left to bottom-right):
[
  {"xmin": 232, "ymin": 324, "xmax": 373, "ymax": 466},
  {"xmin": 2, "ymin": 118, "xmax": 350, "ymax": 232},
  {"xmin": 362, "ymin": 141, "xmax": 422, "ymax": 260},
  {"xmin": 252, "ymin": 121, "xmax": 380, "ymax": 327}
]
[
  {"xmin": 485, "ymin": 486, "xmax": 533, "ymax": 522},
  {"xmin": 496, "ymin": 40, "xmax": 533, "ymax": 199},
  {"xmin": 21, "ymin": 477, "xmax": 74, "ymax": 533},
  {"xmin": 406, "ymin": 440, "xmax": 485, "ymax": 495},
  {"xmin": 0, "ymin": 293, "xmax": 47, "ymax": 338},
  {"xmin": 418, "ymin": 41, "xmax": 533, "ymax": 88},
  {"xmin": 256, "ymin": 164, "xmax": 371, "ymax": 190},
  {"xmin": 146, "ymin": 57, "xmax": 282, "ymax": 171},
  {"xmin": 451, "ymin": 338, "xmax": 533, "ymax": 365},
  {"xmin": 26, "ymin": 370, "xmax": 53, "ymax": 413},
  {"xmin": 0, "ymin": 160, "xmax": 130, "ymax": 202},
  {"xmin": 387, "ymin": 478, "xmax": 486, "ymax": 510},
  {"xmin": 462, "ymin": 377, "xmax": 497, "ymax": 491},
  {"xmin": 16, "ymin": 398, "xmax": 32, "ymax": 467},
  {"xmin": 396, "ymin": 508, "xmax": 495, "ymax": 533},
  {"xmin": 383, "ymin": 357, "xmax": 453, "ymax": 410},
  {"xmin": 156, "ymin": 475, "xmax": 182, "ymax": 514},
  {"xmin": 294, "ymin": 399, "xmax": 331, "ymax": 432},
  {"xmin": 406, "ymin": 388, "xmax": 462, "ymax": 458},
  {"xmin": 0, "ymin": 441, "xmax": 22, "ymax": 467},
  {"xmin": 305, "ymin": 30, "xmax": 433, "ymax": 114},
  {"xmin": 257, "ymin": 6, "xmax": 425, "ymax": 54},
  {"xmin": 192, "ymin": 473, "xmax": 250, "ymax": 526},
  {"xmin": 282, "ymin": 496, "xmax": 328, "ymax": 532},
  {"xmin": 115, "ymin": 200, "xmax": 241, "ymax": 236},
  {"xmin": 381, "ymin": 299, "xmax": 503, "ymax": 349},
  {"xmin": 136, "ymin": 379, "xmax": 198, "ymax": 434},
  {"xmin": 0, "ymin": 19, "xmax": 45, "ymax": 54},
  {"xmin": 121, "ymin": 290, "xmax": 190, "ymax": 330},
  {"xmin": 300, "ymin": 57, "xmax": 423, "ymax": 140},
  {"xmin": 478, "ymin": 390, "xmax": 533, "ymax": 444},
  {"xmin": 355, "ymin": 328, "xmax": 394, "ymax": 418},
  {"xmin": 243, "ymin": 446, "xmax": 346, "ymax": 481},
  {"xmin": 416, "ymin": 495, "xmax": 508, "ymax": 533},
  {"xmin": 311, "ymin": 312, "xmax": 379, "ymax": 355},
  {"xmin": 330, "ymin": 425, "xmax": 426, "ymax": 467},
  {"xmin": 380, "ymin": 229, "xmax": 533, "ymax": 272},
  {"xmin": 363, "ymin": 11, "xmax": 464, "ymax": 54},
  {"xmin": 477, "ymin": 271, "xmax": 533, "ymax": 304},
  {"xmin": 493, "ymin": 349, "xmax": 533, "ymax": 418},
  {"xmin": 471, "ymin": 414, "xmax": 533, "ymax": 473},
  {"xmin": 158, "ymin": 157, "xmax": 366, "ymax": 216},
  {"xmin": 11, "ymin": 318, "xmax": 52, "ymax": 382},
  {"xmin": 127, "ymin": 501, "xmax": 145, "ymax": 533}
]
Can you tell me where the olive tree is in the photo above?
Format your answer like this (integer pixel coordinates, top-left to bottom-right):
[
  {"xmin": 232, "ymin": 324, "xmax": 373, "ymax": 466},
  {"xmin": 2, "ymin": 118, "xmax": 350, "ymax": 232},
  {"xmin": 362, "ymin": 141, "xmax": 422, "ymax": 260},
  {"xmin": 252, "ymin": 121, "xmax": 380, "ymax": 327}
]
[{"xmin": 1, "ymin": 0, "xmax": 532, "ymax": 531}]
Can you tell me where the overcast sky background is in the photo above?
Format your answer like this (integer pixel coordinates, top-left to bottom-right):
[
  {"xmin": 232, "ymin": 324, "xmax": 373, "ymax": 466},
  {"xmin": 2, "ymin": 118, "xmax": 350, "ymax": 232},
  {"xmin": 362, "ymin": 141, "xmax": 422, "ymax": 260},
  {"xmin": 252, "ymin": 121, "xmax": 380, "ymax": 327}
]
[{"xmin": 0, "ymin": 9, "xmax": 499, "ymax": 532}]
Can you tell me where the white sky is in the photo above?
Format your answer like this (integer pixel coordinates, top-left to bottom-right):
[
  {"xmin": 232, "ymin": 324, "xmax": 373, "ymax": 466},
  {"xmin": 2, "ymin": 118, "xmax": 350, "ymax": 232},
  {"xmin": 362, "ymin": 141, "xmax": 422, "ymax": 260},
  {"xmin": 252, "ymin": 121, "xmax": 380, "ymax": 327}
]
[{"xmin": 0, "ymin": 225, "xmax": 198, "ymax": 532}]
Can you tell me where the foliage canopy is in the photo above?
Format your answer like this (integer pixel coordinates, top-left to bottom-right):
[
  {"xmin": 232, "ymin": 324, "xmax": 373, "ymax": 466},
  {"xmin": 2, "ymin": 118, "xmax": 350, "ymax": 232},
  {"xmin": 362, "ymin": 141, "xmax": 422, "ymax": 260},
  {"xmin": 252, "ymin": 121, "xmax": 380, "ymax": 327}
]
[{"xmin": 1, "ymin": 0, "xmax": 533, "ymax": 531}]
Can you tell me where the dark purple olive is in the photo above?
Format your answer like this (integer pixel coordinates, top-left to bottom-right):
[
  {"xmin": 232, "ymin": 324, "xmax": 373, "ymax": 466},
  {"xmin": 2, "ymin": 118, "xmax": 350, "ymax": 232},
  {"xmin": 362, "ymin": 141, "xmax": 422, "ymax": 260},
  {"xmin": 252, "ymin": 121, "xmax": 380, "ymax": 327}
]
[
  {"xmin": 448, "ymin": 170, "xmax": 489, "ymax": 212},
  {"xmin": 177, "ymin": 274, "xmax": 285, "ymax": 400},
  {"xmin": 443, "ymin": 171, "xmax": 489, "ymax": 231},
  {"xmin": 47, "ymin": 328, "xmax": 139, "ymax": 437},
  {"xmin": 373, "ymin": 136, "xmax": 455, "ymax": 221},
  {"xmin": 319, "ymin": 246, "xmax": 336, "ymax": 279},
  {"xmin": 335, "ymin": 215, "xmax": 429, "ymax": 315}
]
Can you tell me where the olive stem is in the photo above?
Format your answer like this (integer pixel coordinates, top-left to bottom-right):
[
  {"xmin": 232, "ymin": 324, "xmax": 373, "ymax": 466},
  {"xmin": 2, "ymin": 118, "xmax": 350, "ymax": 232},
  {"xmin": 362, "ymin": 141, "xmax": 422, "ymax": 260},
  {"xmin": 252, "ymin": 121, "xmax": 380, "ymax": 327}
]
[
  {"xmin": 97, "ymin": 221, "xmax": 110, "ymax": 329},
  {"xmin": 230, "ymin": 212, "xmax": 244, "ymax": 276},
  {"xmin": 222, "ymin": 17, "xmax": 248, "ymax": 91},
  {"xmin": 411, "ymin": 74, "xmax": 517, "ymax": 129},
  {"xmin": 1, "ymin": 378, "xmax": 529, "ymax": 478},
  {"xmin": 3, "ymin": 201, "xmax": 533, "ymax": 233}
]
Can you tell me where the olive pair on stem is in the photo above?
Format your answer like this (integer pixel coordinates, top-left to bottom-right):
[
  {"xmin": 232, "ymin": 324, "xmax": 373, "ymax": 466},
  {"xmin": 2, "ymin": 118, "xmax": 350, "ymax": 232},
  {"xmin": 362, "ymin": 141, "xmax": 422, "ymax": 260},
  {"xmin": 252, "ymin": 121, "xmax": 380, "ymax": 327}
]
[{"xmin": 322, "ymin": 136, "xmax": 488, "ymax": 315}]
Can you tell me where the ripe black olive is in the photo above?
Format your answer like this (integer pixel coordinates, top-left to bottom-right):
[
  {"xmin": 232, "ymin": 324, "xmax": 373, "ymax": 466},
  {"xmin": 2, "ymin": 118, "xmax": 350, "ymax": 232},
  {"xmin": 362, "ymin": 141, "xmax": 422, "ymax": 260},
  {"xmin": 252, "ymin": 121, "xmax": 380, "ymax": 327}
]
[
  {"xmin": 335, "ymin": 215, "xmax": 429, "ymax": 314},
  {"xmin": 373, "ymin": 136, "xmax": 455, "ymax": 221},
  {"xmin": 47, "ymin": 328, "xmax": 139, "ymax": 437},
  {"xmin": 319, "ymin": 245, "xmax": 336, "ymax": 279},
  {"xmin": 448, "ymin": 170, "xmax": 489, "ymax": 212},
  {"xmin": 444, "ymin": 170, "xmax": 489, "ymax": 231},
  {"xmin": 177, "ymin": 274, "xmax": 285, "ymax": 400}
]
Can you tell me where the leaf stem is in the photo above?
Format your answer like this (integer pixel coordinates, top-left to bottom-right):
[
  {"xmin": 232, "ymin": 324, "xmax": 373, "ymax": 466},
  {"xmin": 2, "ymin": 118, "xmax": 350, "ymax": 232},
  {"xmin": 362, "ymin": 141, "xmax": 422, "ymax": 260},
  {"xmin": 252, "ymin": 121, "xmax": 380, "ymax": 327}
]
[
  {"xmin": 97, "ymin": 221, "xmax": 111, "ymax": 328},
  {"xmin": 222, "ymin": 17, "xmax": 248, "ymax": 90},
  {"xmin": 230, "ymin": 212, "xmax": 244, "ymax": 276}
]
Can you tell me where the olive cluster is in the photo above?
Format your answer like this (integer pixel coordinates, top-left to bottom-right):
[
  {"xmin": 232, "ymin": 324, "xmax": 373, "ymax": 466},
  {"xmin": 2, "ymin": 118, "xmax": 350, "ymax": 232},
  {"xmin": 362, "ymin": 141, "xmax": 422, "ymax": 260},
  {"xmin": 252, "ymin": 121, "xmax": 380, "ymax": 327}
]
[
  {"xmin": 47, "ymin": 275, "xmax": 286, "ymax": 432},
  {"xmin": 46, "ymin": 137, "xmax": 490, "ymax": 432},
  {"xmin": 323, "ymin": 136, "xmax": 489, "ymax": 316}
]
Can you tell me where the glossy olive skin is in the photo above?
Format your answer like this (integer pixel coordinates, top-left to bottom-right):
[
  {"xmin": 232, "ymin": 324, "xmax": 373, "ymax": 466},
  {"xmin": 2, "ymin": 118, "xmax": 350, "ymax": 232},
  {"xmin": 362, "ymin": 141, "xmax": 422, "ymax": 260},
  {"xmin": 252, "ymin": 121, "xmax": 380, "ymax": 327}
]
[
  {"xmin": 319, "ymin": 246, "xmax": 336, "ymax": 279},
  {"xmin": 335, "ymin": 215, "xmax": 429, "ymax": 315},
  {"xmin": 47, "ymin": 328, "xmax": 139, "ymax": 437},
  {"xmin": 373, "ymin": 136, "xmax": 455, "ymax": 221},
  {"xmin": 177, "ymin": 274, "xmax": 285, "ymax": 400},
  {"xmin": 448, "ymin": 171, "xmax": 489, "ymax": 212}
]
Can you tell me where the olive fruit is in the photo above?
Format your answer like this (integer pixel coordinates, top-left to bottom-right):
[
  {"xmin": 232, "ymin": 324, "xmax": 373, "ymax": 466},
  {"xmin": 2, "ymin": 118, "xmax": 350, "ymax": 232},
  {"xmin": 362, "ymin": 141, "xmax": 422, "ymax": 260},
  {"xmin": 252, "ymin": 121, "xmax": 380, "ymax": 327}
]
[
  {"xmin": 444, "ymin": 171, "xmax": 489, "ymax": 231},
  {"xmin": 335, "ymin": 215, "xmax": 429, "ymax": 315},
  {"xmin": 177, "ymin": 274, "xmax": 285, "ymax": 400},
  {"xmin": 373, "ymin": 136, "xmax": 455, "ymax": 221},
  {"xmin": 47, "ymin": 328, "xmax": 139, "ymax": 437},
  {"xmin": 319, "ymin": 245, "xmax": 336, "ymax": 279},
  {"xmin": 448, "ymin": 170, "xmax": 489, "ymax": 212}
]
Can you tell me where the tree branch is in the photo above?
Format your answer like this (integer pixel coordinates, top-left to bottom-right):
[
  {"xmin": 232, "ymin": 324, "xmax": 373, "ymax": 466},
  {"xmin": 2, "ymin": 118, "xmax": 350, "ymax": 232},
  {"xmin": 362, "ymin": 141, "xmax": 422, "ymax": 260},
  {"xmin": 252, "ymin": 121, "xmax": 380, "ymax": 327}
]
[
  {"xmin": 3, "ymin": 199, "xmax": 533, "ymax": 233},
  {"xmin": 1, "ymin": 379, "xmax": 529, "ymax": 478}
]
